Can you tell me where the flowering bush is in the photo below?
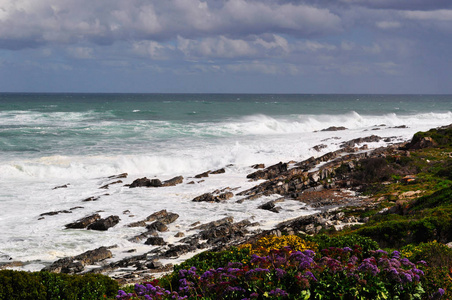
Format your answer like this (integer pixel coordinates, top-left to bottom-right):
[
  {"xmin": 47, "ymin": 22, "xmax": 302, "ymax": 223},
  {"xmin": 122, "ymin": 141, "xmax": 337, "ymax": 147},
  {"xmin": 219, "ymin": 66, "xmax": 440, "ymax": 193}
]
[
  {"xmin": 238, "ymin": 235, "xmax": 318, "ymax": 257},
  {"xmin": 116, "ymin": 246, "xmax": 439, "ymax": 300}
]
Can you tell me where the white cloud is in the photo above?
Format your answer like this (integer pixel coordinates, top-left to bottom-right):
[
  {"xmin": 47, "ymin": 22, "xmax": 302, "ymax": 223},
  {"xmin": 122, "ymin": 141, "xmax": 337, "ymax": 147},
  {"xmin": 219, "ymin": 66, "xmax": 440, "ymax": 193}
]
[
  {"xmin": 178, "ymin": 36, "xmax": 256, "ymax": 59},
  {"xmin": 0, "ymin": 0, "xmax": 342, "ymax": 49}
]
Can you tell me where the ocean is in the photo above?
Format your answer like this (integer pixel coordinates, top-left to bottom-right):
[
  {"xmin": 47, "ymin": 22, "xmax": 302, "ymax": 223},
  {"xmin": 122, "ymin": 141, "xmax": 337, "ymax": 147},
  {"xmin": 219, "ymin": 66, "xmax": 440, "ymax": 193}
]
[{"xmin": 1, "ymin": 93, "xmax": 451, "ymax": 270}]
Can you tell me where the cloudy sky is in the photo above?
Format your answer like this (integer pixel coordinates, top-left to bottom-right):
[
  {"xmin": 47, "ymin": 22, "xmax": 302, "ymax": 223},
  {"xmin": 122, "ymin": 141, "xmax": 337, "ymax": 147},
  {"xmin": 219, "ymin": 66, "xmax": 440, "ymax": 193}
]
[{"xmin": 0, "ymin": 0, "xmax": 451, "ymax": 93}]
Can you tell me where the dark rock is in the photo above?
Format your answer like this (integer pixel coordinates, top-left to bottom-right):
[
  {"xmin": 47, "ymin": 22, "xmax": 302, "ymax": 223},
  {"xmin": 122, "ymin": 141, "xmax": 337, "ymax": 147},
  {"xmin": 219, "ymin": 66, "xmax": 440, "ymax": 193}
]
[
  {"xmin": 195, "ymin": 171, "xmax": 210, "ymax": 178},
  {"xmin": 341, "ymin": 135, "xmax": 382, "ymax": 148},
  {"xmin": 145, "ymin": 237, "xmax": 166, "ymax": 246},
  {"xmin": 163, "ymin": 244, "xmax": 193, "ymax": 258},
  {"xmin": 146, "ymin": 221, "xmax": 168, "ymax": 232},
  {"xmin": 65, "ymin": 214, "xmax": 101, "ymax": 229},
  {"xmin": 100, "ymin": 180, "xmax": 123, "ymax": 189},
  {"xmin": 129, "ymin": 177, "xmax": 150, "ymax": 188},
  {"xmin": 70, "ymin": 206, "xmax": 84, "ymax": 210},
  {"xmin": 53, "ymin": 184, "xmax": 69, "ymax": 190},
  {"xmin": 149, "ymin": 179, "xmax": 163, "ymax": 187},
  {"xmin": 313, "ymin": 144, "xmax": 327, "ymax": 152},
  {"xmin": 82, "ymin": 196, "xmax": 100, "ymax": 202},
  {"xmin": 217, "ymin": 192, "xmax": 234, "ymax": 200},
  {"xmin": 247, "ymin": 162, "xmax": 288, "ymax": 180},
  {"xmin": 40, "ymin": 210, "xmax": 72, "ymax": 217},
  {"xmin": 191, "ymin": 217, "xmax": 234, "ymax": 231},
  {"xmin": 251, "ymin": 164, "xmax": 265, "ymax": 169},
  {"xmin": 406, "ymin": 136, "xmax": 438, "ymax": 150},
  {"xmin": 211, "ymin": 168, "xmax": 225, "ymax": 174},
  {"xmin": 161, "ymin": 176, "xmax": 183, "ymax": 187},
  {"xmin": 108, "ymin": 173, "xmax": 128, "ymax": 179},
  {"xmin": 129, "ymin": 177, "xmax": 162, "ymax": 188},
  {"xmin": 192, "ymin": 193, "xmax": 216, "ymax": 202},
  {"xmin": 175, "ymin": 232, "xmax": 185, "ymax": 237},
  {"xmin": 87, "ymin": 215, "xmax": 120, "ymax": 231},
  {"xmin": 187, "ymin": 181, "xmax": 195, "ymax": 184},
  {"xmin": 321, "ymin": 126, "xmax": 347, "ymax": 131},
  {"xmin": 146, "ymin": 261, "xmax": 164, "ymax": 269},
  {"xmin": 43, "ymin": 247, "xmax": 112, "ymax": 274},
  {"xmin": 75, "ymin": 247, "xmax": 112, "ymax": 266}
]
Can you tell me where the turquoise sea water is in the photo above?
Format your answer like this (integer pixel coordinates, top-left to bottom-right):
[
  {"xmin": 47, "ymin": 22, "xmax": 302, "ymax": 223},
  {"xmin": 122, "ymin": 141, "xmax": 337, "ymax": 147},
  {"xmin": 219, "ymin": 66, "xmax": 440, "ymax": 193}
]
[{"xmin": 0, "ymin": 93, "xmax": 451, "ymax": 268}]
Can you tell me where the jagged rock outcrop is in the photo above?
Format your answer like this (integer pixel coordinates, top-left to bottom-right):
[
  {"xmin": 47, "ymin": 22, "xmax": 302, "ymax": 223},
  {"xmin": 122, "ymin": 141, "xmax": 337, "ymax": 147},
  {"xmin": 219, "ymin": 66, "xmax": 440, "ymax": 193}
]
[
  {"xmin": 246, "ymin": 162, "xmax": 288, "ymax": 181},
  {"xmin": 87, "ymin": 215, "xmax": 120, "ymax": 231},
  {"xmin": 65, "ymin": 214, "xmax": 101, "ymax": 229},
  {"xmin": 42, "ymin": 247, "xmax": 112, "ymax": 274}
]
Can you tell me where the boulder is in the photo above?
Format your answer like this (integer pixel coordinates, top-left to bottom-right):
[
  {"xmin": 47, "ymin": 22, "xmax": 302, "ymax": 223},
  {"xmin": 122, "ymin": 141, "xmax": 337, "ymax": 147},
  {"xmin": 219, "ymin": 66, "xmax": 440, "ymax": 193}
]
[
  {"xmin": 87, "ymin": 215, "xmax": 120, "ymax": 231},
  {"xmin": 211, "ymin": 168, "xmax": 226, "ymax": 174},
  {"xmin": 406, "ymin": 136, "xmax": 438, "ymax": 150},
  {"xmin": 247, "ymin": 162, "xmax": 288, "ymax": 180},
  {"xmin": 321, "ymin": 126, "xmax": 347, "ymax": 131},
  {"xmin": 195, "ymin": 171, "xmax": 210, "ymax": 178},
  {"xmin": 146, "ymin": 221, "xmax": 168, "ymax": 232},
  {"xmin": 129, "ymin": 177, "xmax": 152, "ymax": 188},
  {"xmin": 161, "ymin": 176, "xmax": 184, "ymax": 187},
  {"xmin": 145, "ymin": 237, "xmax": 166, "ymax": 246},
  {"xmin": 192, "ymin": 193, "xmax": 216, "ymax": 202},
  {"xmin": 65, "ymin": 214, "xmax": 101, "ymax": 229}
]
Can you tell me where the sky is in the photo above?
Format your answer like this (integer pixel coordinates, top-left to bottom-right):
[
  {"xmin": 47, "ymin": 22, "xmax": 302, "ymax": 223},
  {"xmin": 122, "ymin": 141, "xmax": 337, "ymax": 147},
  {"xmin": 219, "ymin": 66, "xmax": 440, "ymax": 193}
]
[{"xmin": 0, "ymin": 0, "xmax": 451, "ymax": 94}]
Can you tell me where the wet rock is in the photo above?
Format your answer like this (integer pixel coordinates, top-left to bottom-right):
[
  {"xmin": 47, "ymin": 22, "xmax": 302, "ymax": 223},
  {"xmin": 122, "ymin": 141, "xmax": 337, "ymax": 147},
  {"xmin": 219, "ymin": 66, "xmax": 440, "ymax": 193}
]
[
  {"xmin": 65, "ymin": 214, "xmax": 101, "ymax": 229},
  {"xmin": 82, "ymin": 196, "xmax": 100, "ymax": 202},
  {"xmin": 129, "ymin": 177, "xmax": 162, "ymax": 188},
  {"xmin": 53, "ymin": 184, "xmax": 69, "ymax": 190},
  {"xmin": 247, "ymin": 162, "xmax": 288, "ymax": 180},
  {"xmin": 211, "ymin": 168, "xmax": 226, "ymax": 174},
  {"xmin": 40, "ymin": 210, "xmax": 72, "ymax": 217},
  {"xmin": 43, "ymin": 247, "xmax": 112, "ymax": 274},
  {"xmin": 100, "ymin": 180, "xmax": 123, "ymax": 189},
  {"xmin": 162, "ymin": 176, "xmax": 184, "ymax": 187},
  {"xmin": 146, "ymin": 261, "xmax": 164, "ymax": 269},
  {"xmin": 87, "ymin": 215, "xmax": 120, "ymax": 231},
  {"xmin": 192, "ymin": 193, "xmax": 216, "ymax": 202},
  {"xmin": 313, "ymin": 144, "xmax": 327, "ymax": 152},
  {"xmin": 146, "ymin": 221, "xmax": 168, "ymax": 232},
  {"xmin": 190, "ymin": 217, "xmax": 234, "ymax": 231},
  {"xmin": 108, "ymin": 173, "xmax": 128, "ymax": 179},
  {"xmin": 195, "ymin": 171, "xmax": 210, "ymax": 178},
  {"xmin": 341, "ymin": 135, "xmax": 382, "ymax": 148},
  {"xmin": 145, "ymin": 237, "xmax": 166, "ymax": 246},
  {"xmin": 321, "ymin": 126, "xmax": 347, "ymax": 131}
]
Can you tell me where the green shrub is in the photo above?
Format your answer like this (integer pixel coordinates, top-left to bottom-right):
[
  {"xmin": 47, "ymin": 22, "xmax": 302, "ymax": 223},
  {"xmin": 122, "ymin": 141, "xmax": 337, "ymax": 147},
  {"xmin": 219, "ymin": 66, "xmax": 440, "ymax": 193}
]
[{"xmin": 0, "ymin": 270, "xmax": 118, "ymax": 300}]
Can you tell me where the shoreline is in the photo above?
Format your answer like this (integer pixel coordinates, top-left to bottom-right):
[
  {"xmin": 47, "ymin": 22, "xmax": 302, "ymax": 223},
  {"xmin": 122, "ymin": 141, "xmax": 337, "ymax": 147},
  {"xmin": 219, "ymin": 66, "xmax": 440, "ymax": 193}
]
[{"xmin": 2, "ymin": 130, "xmax": 414, "ymax": 285}]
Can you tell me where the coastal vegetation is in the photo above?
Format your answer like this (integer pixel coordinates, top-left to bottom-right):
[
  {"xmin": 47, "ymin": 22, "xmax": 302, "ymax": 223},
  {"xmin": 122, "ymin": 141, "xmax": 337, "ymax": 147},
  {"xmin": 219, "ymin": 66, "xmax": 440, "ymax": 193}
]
[{"xmin": 2, "ymin": 125, "xmax": 452, "ymax": 299}]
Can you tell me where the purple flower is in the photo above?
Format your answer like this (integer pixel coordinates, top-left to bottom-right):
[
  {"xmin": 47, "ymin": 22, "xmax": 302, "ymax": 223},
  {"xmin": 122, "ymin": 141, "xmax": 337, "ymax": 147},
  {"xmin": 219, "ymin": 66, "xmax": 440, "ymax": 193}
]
[
  {"xmin": 343, "ymin": 247, "xmax": 352, "ymax": 252},
  {"xmin": 375, "ymin": 249, "xmax": 388, "ymax": 255},
  {"xmin": 250, "ymin": 292, "xmax": 259, "ymax": 298},
  {"xmin": 391, "ymin": 250, "xmax": 401, "ymax": 259},
  {"xmin": 269, "ymin": 288, "xmax": 289, "ymax": 297},
  {"xmin": 304, "ymin": 271, "xmax": 317, "ymax": 282},
  {"xmin": 275, "ymin": 268, "xmax": 286, "ymax": 279},
  {"xmin": 400, "ymin": 258, "xmax": 415, "ymax": 267}
]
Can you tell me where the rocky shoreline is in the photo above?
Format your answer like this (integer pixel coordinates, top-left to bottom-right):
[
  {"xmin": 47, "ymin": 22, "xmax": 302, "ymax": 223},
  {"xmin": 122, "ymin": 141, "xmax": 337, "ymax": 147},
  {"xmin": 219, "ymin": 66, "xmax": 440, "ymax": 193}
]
[{"xmin": 3, "ymin": 127, "xmax": 440, "ymax": 286}]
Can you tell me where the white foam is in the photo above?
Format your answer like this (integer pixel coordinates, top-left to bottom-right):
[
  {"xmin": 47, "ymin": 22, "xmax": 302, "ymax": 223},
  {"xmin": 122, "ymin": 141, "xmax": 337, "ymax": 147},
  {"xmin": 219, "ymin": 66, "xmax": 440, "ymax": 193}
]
[{"xmin": 0, "ymin": 110, "xmax": 451, "ymax": 268}]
